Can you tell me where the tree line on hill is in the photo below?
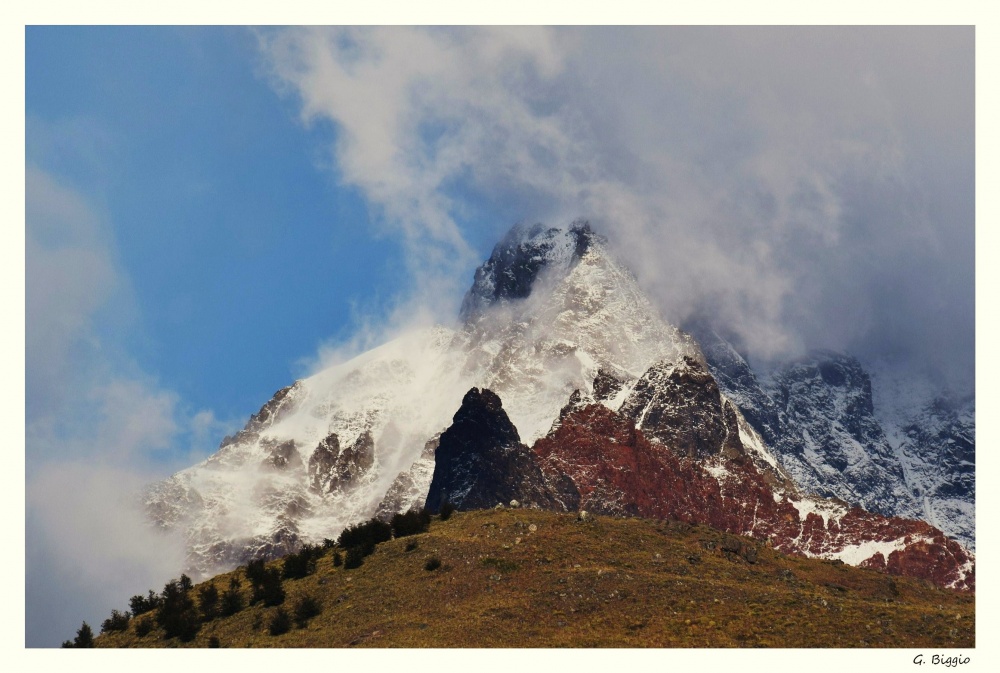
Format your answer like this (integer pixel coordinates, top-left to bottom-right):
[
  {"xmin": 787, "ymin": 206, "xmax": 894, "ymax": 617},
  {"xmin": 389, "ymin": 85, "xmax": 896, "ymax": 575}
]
[{"xmin": 61, "ymin": 504, "xmax": 453, "ymax": 647}]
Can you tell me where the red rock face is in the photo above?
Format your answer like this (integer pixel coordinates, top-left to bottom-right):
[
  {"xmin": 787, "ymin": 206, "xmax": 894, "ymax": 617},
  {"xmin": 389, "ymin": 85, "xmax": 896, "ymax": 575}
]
[{"xmin": 532, "ymin": 404, "xmax": 974, "ymax": 591}]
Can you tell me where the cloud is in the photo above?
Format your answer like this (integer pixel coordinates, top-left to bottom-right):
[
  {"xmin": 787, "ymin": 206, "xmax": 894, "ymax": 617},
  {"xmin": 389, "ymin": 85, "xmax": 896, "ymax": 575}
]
[
  {"xmin": 25, "ymin": 463, "xmax": 186, "ymax": 647},
  {"xmin": 25, "ymin": 166, "xmax": 119, "ymax": 422},
  {"xmin": 24, "ymin": 167, "xmax": 220, "ymax": 646},
  {"xmin": 261, "ymin": 26, "xmax": 973, "ymax": 391}
]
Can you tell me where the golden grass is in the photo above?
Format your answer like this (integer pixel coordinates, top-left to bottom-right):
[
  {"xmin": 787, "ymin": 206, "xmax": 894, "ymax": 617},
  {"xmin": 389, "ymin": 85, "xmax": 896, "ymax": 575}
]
[{"xmin": 97, "ymin": 509, "xmax": 974, "ymax": 648}]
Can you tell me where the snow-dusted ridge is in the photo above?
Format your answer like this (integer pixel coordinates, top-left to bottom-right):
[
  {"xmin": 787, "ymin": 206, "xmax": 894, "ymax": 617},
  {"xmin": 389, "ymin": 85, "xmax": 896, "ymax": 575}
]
[
  {"xmin": 147, "ymin": 222, "xmax": 703, "ymax": 576},
  {"xmin": 146, "ymin": 220, "xmax": 973, "ymax": 587}
]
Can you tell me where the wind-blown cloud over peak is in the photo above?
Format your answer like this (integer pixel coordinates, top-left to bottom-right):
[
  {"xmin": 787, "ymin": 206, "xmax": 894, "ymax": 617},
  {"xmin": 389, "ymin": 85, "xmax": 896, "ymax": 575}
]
[
  {"xmin": 260, "ymin": 27, "xmax": 567, "ymax": 295},
  {"xmin": 261, "ymin": 25, "xmax": 972, "ymax": 389}
]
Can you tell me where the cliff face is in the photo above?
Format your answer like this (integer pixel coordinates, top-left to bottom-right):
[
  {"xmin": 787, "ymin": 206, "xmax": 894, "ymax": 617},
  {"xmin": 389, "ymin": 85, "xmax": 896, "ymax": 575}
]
[
  {"xmin": 535, "ymin": 403, "xmax": 973, "ymax": 591},
  {"xmin": 686, "ymin": 322, "xmax": 975, "ymax": 550},
  {"xmin": 424, "ymin": 377, "xmax": 972, "ymax": 591},
  {"xmin": 424, "ymin": 388, "xmax": 563, "ymax": 513}
]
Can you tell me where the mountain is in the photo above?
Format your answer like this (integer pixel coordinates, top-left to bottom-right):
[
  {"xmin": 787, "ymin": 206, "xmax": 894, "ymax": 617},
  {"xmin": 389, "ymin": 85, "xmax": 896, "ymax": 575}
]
[
  {"xmin": 685, "ymin": 322, "xmax": 975, "ymax": 550},
  {"xmin": 870, "ymin": 366, "xmax": 976, "ymax": 549},
  {"xmin": 145, "ymin": 220, "xmax": 974, "ymax": 590},
  {"xmin": 427, "ymin": 379, "xmax": 972, "ymax": 590},
  {"xmin": 145, "ymin": 220, "xmax": 698, "ymax": 576}
]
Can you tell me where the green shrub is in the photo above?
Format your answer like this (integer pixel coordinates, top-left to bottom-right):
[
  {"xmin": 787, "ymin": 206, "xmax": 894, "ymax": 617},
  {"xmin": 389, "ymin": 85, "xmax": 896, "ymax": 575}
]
[
  {"xmin": 405, "ymin": 539, "xmax": 418, "ymax": 552},
  {"xmin": 424, "ymin": 557, "xmax": 442, "ymax": 571},
  {"xmin": 198, "ymin": 583, "xmax": 220, "ymax": 621},
  {"xmin": 282, "ymin": 544, "xmax": 320, "ymax": 580},
  {"xmin": 220, "ymin": 576, "xmax": 244, "ymax": 616},
  {"xmin": 208, "ymin": 636, "xmax": 221, "ymax": 648},
  {"xmin": 129, "ymin": 589, "xmax": 162, "ymax": 616},
  {"xmin": 338, "ymin": 518, "xmax": 392, "ymax": 550},
  {"xmin": 332, "ymin": 551, "xmax": 343, "ymax": 567},
  {"xmin": 134, "ymin": 615, "xmax": 155, "ymax": 638},
  {"xmin": 100, "ymin": 609, "xmax": 131, "ymax": 633},
  {"xmin": 439, "ymin": 501, "xmax": 456, "ymax": 521},
  {"xmin": 268, "ymin": 608, "xmax": 292, "ymax": 636},
  {"xmin": 293, "ymin": 595, "xmax": 322, "ymax": 628},
  {"xmin": 344, "ymin": 546, "xmax": 365, "ymax": 570},
  {"xmin": 391, "ymin": 509, "xmax": 431, "ymax": 538}
]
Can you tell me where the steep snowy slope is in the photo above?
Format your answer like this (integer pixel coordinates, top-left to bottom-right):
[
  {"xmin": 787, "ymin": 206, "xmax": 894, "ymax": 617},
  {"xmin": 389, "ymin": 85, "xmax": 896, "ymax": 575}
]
[
  {"xmin": 146, "ymin": 326, "xmax": 476, "ymax": 575},
  {"xmin": 870, "ymin": 366, "xmax": 975, "ymax": 549},
  {"xmin": 762, "ymin": 351, "xmax": 919, "ymax": 519},
  {"xmin": 458, "ymin": 221, "xmax": 701, "ymax": 444},
  {"xmin": 687, "ymin": 323, "xmax": 975, "ymax": 549},
  {"xmin": 145, "ymin": 219, "xmax": 973, "ymax": 584},
  {"xmin": 146, "ymin": 221, "xmax": 704, "ymax": 577}
]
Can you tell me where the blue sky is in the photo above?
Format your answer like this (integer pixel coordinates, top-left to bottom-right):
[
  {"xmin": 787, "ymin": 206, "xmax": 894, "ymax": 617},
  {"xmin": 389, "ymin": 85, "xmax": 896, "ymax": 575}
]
[
  {"xmin": 27, "ymin": 27, "xmax": 412, "ymax": 429},
  {"xmin": 24, "ymin": 26, "xmax": 977, "ymax": 648},
  {"xmin": 24, "ymin": 26, "xmax": 450, "ymax": 646}
]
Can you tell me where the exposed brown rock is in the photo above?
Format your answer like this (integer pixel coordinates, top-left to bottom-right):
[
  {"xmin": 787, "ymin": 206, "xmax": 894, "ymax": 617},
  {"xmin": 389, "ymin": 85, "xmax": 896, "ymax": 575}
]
[
  {"xmin": 532, "ymin": 402, "xmax": 974, "ymax": 591},
  {"xmin": 260, "ymin": 439, "xmax": 302, "ymax": 472}
]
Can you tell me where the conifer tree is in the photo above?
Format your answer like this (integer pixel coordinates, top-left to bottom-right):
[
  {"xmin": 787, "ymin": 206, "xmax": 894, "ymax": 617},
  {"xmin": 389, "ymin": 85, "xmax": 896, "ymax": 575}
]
[
  {"xmin": 100, "ymin": 609, "xmax": 131, "ymax": 633},
  {"xmin": 156, "ymin": 579, "xmax": 200, "ymax": 641},
  {"xmin": 220, "ymin": 576, "xmax": 244, "ymax": 617},
  {"xmin": 129, "ymin": 589, "xmax": 162, "ymax": 616},
  {"xmin": 70, "ymin": 621, "xmax": 94, "ymax": 648},
  {"xmin": 198, "ymin": 583, "xmax": 220, "ymax": 621},
  {"xmin": 249, "ymin": 565, "xmax": 285, "ymax": 606}
]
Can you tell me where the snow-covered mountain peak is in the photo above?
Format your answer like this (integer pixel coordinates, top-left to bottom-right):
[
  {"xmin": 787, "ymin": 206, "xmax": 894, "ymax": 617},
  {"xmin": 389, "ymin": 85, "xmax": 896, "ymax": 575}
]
[
  {"xmin": 143, "ymin": 219, "xmax": 972, "ymax": 585},
  {"xmin": 457, "ymin": 221, "xmax": 701, "ymax": 443},
  {"xmin": 459, "ymin": 219, "xmax": 601, "ymax": 323}
]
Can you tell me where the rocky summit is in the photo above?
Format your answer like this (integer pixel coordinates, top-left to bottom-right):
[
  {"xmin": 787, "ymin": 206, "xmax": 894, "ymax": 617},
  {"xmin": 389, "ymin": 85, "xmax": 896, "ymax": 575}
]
[{"xmin": 144, "ymin": 221, "xmax": 974, "ymax": 591}]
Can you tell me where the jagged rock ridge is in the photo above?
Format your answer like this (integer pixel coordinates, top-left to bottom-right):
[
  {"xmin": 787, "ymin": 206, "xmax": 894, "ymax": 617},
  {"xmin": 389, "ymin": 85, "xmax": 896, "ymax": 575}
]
[
  {"xmin": 427, "ymin": 381, "xmax": 973, "ymax": 591},
  {"xmin": 685, "ymin": 321, "xmax": 974, "ymax": 550},
  {"xmin": 425, "ymin": 388, "xmax": 567, "ymax": 512},
  {"xmin": 143, "ymin": 220, "xmax": 974, "ymax": 588}
]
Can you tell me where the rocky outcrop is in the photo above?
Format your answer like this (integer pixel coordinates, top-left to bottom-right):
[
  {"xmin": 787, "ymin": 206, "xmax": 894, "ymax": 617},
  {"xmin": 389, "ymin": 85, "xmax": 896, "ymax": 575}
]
[
  {"xmin": 260, "ymin": 439, "xmax": 301, "ymax": 471},
  {"xmin": 532, "ymin": 402, "xmax": 974, "ymax": 591},
  {"xmin": 460, "ymin": 220, "xmax": 599, "ymax": 322},
  {"xmin": 374, "ymin": 471, "xmax": 418, "ymax": 521},
  {"xmin": 619, "ymin": 357, "xmax": 741, "ymax": 460},
  {"xmin": 424, "ymin": 388, "xmax": 567, "ymax": 512},
  {"xmin": 220, "ymin": 382, "xmax": 302, "ymax": 450},
  {"xmin": 307, "ymin": 433, "xmax": 339, "ymax": 493},
  {"xmin": 374, "ymin": 435, "xmax": 442, "ymax": 520},
  {"xmin": 592, "ymin": 367, "xmax": 628, "ymax": 402},
  {"xmin": 307, "ymin": 431, "xmax": 375, "ymax": 494}
]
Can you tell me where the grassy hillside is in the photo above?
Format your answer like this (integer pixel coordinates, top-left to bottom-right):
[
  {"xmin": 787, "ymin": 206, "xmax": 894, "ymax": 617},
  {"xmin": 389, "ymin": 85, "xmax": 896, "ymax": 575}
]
[{"xmin": 95, "ymin": 508, "xmax": 974, "ymax": 648}]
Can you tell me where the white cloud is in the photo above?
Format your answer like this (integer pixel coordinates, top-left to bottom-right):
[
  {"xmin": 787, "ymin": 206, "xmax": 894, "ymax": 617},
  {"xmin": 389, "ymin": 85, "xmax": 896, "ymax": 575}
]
[
  {"xmin": 26, "ymin": 462, "xmax": 186, "ymax": 647},
  {"xmin": 25, "ymin": 167, "xmax": 119, "ymax": 420},
  {"xmin": 261, "ymin": 26, "xmax": 973, "ymax": 389},
  {"xmin": 24, "ymin": 167, "xmax": 218, "ymax": 646}
]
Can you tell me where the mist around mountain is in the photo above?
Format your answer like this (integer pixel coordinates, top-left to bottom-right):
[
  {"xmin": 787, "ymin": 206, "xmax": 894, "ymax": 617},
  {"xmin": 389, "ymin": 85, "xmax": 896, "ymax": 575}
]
[{"xmin": 143, "ymin": 221, "xmax": 974, "ymax": 598}]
